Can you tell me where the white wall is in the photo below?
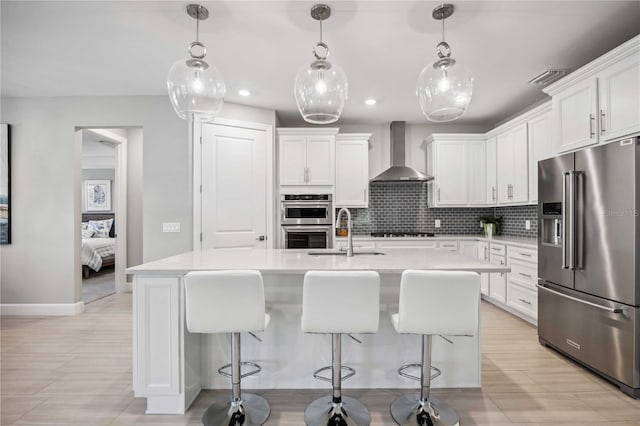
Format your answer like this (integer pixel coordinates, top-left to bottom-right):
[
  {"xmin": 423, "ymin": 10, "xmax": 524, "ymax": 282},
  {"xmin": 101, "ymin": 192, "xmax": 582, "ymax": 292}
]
[
  {"xmin": 0, "ymin": 96, "xmax": 275, "ymax": 305},
  {"xmin": 127, "ymin": 127, "xmax": 143, "ymax": 268}
]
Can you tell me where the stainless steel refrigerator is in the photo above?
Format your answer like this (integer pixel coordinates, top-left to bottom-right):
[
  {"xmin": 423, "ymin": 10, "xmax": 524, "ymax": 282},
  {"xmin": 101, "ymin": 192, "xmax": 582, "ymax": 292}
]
[{"xmin": 538, "ymin": 137, "xmax": 639, "ymax": 398}]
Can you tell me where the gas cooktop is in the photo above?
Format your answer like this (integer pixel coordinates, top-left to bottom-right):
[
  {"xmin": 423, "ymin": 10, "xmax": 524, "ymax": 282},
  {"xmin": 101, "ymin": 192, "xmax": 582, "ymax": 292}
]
[{"xmin": 370, "ymin": 232, "xmax": 435, "ymax": 238}]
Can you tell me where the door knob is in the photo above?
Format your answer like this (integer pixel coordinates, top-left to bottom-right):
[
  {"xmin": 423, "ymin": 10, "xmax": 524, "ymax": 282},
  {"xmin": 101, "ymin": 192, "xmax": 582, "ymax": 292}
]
[{"xmin": 257, "ymin": 235, "xmax": 266, "ymax": 241}]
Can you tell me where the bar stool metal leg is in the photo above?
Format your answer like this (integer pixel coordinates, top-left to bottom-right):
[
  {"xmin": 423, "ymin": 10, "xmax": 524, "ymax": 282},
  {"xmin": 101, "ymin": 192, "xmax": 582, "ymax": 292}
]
[
  {"xmin": 390, "ymin": 336, "xmax": 459, "ymax": 426},
  {"xmin": 202, "ymin": 333, "xmax": 270, "ymax": 426},
  {"xmin": 304, "ymin": 334, "xmax": 371, "ymax": 426}
]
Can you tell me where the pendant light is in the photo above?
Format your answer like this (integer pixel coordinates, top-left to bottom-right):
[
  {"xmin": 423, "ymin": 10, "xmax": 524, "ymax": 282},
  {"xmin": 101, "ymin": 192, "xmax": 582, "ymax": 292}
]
[
  {"xmin": 416, "ymin": 4, "xmax": 473, "ymax": 122},
  {"xmin": 294, "ymin": 4, "xmax": 348, "ymax": 124},
  {"xmin": 167, "ymin": 4, "xmax": 226, "ymax": 123}
]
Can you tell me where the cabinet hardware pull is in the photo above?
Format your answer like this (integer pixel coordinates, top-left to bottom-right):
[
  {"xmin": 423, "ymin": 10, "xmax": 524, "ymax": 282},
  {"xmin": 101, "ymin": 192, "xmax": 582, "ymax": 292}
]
[
  {"xmin": 589, "ymin": 114, "xmax": 595, "ymax": 138},
  {"xmin": 518, "ymin": 298, "xmax": 532, "ymax": 305},
  {"xmin": 600, "ymin": 110, "xmax": 606, "ymax": 135},
  {"xmin": 491, "ymin": 247, "xmax": 501, "ymax": 251},
  {"xmin": 520, "ymin": 253, "xmax": 532, "ymax": 257},
  {"xmin": 519, "ymin": 272, "xmax": 532, "ymax": 278},
  {"xmin": 492, "ymin": 186, "xmax": 496, "ymax": 201}
]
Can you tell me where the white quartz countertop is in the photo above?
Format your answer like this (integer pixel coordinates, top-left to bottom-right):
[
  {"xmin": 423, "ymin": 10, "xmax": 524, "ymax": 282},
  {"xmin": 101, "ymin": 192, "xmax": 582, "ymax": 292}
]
[
  {"xmin": 338, "ymin": 234, "xmax": 537, "ymax": 249},
  {"xmin": 127, "ymin": 248, "xmax": 511, "ymax": 275}
]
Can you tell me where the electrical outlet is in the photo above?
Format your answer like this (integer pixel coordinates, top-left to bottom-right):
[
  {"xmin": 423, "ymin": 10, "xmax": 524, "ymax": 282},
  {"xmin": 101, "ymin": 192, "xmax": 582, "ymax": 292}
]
[
  {"xmin": 480, "ymin": 221, "xmax": 484, "ymax": 229},
  {"xmin": 435, "ymin": 219, "xmax": 441, "ymax": 228},
  {"xmin": 525, "ymin": 220, "xmax": 531, "ymax": 230},
  {"xmin": 163, "ymin": 222, "xmax": 181, "ymax": 233}
]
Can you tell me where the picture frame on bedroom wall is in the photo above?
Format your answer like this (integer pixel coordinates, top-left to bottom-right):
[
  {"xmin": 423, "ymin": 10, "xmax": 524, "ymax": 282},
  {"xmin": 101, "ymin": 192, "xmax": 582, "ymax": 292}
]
[
  {"xmin": 0, "ymin": 124, "xmax": 10, "ymax": 244},
  {"xmin": 84, "ymin": 179, "xmax": 111, "ymax": 212}
]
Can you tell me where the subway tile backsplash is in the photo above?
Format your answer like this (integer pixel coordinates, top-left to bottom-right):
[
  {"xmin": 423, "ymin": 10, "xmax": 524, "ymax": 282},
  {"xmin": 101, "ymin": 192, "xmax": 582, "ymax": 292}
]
[{"xmin": 336, "ymin": 182, "xmax": 537, "ymax": 238}]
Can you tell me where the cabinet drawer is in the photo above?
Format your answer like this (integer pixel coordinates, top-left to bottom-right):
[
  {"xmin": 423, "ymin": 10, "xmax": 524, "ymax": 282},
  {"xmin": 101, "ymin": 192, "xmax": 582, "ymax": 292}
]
[
  {"xmin": 376, "ymin": 241, "xmax": 438, "ymax": 249},
  {"xmin": 438, "ymin": 241, "xmax": 459, "ymax": 251},
  {"xmin": 509, "ymin": 260, "xmax": 537, "ymax": 290},
  {"xmin": 508, "ymin": 247, "xmax": 538, "ymax": 263},
  {"xmin": 489, "ymin": 243, "xmax": 506, "ymax": 256},
  {"xmin": 336, "ymin": 241, "xmax": 375, "ymax": 250},
  {"xmin": 508, "ymin": 283, "xmax": 537, "ymax": 319}
]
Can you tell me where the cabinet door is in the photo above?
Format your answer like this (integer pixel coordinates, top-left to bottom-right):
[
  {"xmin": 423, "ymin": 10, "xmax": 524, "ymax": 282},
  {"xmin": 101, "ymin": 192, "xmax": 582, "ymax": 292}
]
[
  {"xmin": 306, "ymin": 136, "xmax": 334, "ymax": 185},
  {"xmin": 552, "ymin": 78, "xmax": 599, "ymax": 153},
  {"xmin": 496, "ymin": 132, "xmax": 513, "ymax": 204},
  {"xmin": 598, "ymin": 54, "xmax": 640, "ymax": 141},
  {"xmin": 489, "ymin": 254, "xmax": 507, "ymax": 303},
  {"xmin": 485, "ymin": 137, "xmax": 497, "ymax": 205},
  {"xmin": 510, "ymin": 124, "xmax": 529, "ymax": 203},
  {"xmin": 478, "ymin": 242, "xmax": 490, "ymax": 296},
  {"xmin": 459, "ymin": 241, "xmax": 478, "ymax": 258},
  {"xmin": 279, "ymin": 136, "xmax": 307, "ymax": 185},
  {"xmin": 435, "ymin": 141, "xmax": 467, "ymax": 205},
  {"xmin": 467, "ymin": 140, "xmax": 486, "ymax": 205},
  {"xmin": 335, "ymin": 139, "xmax": 369, "ymax": 207},
  {"xmin": 528, "ymin": 113, "xmax": 551, "ymax": 204}
]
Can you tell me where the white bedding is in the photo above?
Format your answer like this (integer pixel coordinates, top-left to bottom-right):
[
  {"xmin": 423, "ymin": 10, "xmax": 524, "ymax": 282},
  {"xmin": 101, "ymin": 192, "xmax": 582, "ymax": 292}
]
[{"xmin": 82, "ymin": 238, "xmax": 116, "ymax": 272}]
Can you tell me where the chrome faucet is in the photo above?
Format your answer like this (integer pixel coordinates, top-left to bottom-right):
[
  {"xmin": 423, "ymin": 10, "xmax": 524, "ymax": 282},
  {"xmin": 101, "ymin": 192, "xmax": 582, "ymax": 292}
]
[{"xmin": 336, "ymin": 208, "xmax": 354, "ymax": 257}]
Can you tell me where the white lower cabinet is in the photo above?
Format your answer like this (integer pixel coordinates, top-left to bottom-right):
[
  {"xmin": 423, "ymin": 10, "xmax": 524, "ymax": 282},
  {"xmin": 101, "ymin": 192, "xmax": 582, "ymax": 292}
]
[
  {"xmin": 478, "ymin": 242, "xmax": 490, "ymax": 295},
  {"xmin": 458, "ymin": 240, "xmax": 478, "ymax": 258},
  {"xmin": 506, "ymin": 247, "xmax": 538, "ymax": 322},
  {"xmin": 489, "ymin": 249, "xmax": 507, "ymax": 304}
]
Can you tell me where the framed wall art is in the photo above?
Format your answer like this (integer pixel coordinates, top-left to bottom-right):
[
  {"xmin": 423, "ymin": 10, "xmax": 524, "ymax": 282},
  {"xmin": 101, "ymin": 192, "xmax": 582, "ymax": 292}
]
[{"xmin": 84, "ymin": 179, "xmax": 111, "ymax": 211}]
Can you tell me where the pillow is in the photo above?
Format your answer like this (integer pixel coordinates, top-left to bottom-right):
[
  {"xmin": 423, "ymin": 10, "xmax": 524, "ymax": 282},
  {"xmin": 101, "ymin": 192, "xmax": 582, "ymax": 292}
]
[
  {"xmin": 88, "ymin": 218, "xmax": 114, "ymax": 238},
  {"xmin": 81, "ymin": 228, "xmax": 95, "ymax": 239}
]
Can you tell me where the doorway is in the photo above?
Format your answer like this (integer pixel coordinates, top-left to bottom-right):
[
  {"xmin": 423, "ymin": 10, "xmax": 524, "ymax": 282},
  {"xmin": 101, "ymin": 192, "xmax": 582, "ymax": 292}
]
[{"xmin": 79, "ymin": 128, "xmax": 133, "ymax": 303}]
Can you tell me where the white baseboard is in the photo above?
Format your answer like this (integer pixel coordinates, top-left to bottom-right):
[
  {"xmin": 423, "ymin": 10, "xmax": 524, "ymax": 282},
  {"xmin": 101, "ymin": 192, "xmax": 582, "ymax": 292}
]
[{"xmin": 1, "ymin": 301, "xmax": 85, "ymax": 316}]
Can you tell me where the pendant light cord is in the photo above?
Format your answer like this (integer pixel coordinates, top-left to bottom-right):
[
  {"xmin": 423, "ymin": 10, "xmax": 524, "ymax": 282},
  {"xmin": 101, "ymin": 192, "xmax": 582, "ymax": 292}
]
[
  {"xmin": 319, "ymin": 19, "xmax": 323, "ymax": 43},
  {"xmin": 196, "ymin": 6, "xmax": 201, "ymax": 43},
  {"xmin": 441, "ymin": 5, "xmax": 446, "ymax": 43}
]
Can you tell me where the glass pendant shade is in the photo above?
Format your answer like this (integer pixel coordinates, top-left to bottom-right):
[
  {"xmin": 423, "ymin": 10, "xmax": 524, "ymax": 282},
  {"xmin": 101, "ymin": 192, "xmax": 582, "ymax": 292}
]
[
  {"xmin": 294, "ymin": 59, "xmax": 348, "ymax": 124},
  {"xmin": 417, "ymin": 58, "xmax": 473, "ymax": 122},
  {"xmin": 167, "ymin": 57, "xmax": 225, "ymax": 123}
]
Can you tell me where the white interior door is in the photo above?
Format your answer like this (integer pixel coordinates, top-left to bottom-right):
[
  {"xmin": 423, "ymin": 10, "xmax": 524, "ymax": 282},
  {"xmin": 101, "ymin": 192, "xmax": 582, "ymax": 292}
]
[{"xmin": 201, "ymin": 124, "xmax": 267, "ymax": 249}]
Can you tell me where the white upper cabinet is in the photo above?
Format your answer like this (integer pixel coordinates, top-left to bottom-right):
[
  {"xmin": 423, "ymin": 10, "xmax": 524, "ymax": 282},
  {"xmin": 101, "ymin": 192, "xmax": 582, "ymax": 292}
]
[
  {"xmin": 528, "ymin": 111, "xmax": 552, "ymax": 203},
  {"xmin": 496, "ymin": 123, "xmax": 528, "ymax": 204},
  {"xmin": 544, "ymin": 35, "xmax": 640, "ymax": 152},
  {"xmin": 598, "ymin": 53, "xmax": 640, "ymax": 141},
  {"xmin": 485, "ymin": 137, "xmax": 497, "ymax": 205},
  {"xmin": 551, "ymin": 78, "xmax": 599, "ymax": 153},
  {"xmin": 277, "ymin": 128, "xmax": 337, "ymax": 186},
  {"xmin": 467, "ymin": 140, "xmax": 486, "ymax": 205},
  {"xmin": 426, "ymin": 135, "xmax": 485, "ymax": 207},
  {"xmin": 278, "ymin": 135, "xmax": 307, "ymax": 185},
  {"xmin": 335, "ymin": 133, "xmax": 371, "ymax": 208}
]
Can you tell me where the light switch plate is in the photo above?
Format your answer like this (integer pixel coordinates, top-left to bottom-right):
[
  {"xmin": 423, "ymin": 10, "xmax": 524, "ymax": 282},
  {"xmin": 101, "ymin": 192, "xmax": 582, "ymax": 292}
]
[
  {"xmin": 525, "ymin": 220, "xmax": 531, "ymax": 230},
  {"xmin": 435, "ymin": 219, "xmax": 441, "ymax": 228},
  {"xmin": 163, "ymin": 222, "xmax": 181, "ymax": 233}
]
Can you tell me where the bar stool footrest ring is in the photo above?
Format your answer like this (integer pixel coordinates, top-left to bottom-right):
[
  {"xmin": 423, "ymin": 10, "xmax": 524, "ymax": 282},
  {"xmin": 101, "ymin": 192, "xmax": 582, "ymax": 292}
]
[
  {"xmin": 217, "ymin": 361, "xmax": 262, "ymax": 379},
  {"xmin": 398, "ymin": 363, "xmax": 441, "ymax": 382},
  {"xmin": 312, "ymin": 365, "xmax": 356, "ymax": 383}
]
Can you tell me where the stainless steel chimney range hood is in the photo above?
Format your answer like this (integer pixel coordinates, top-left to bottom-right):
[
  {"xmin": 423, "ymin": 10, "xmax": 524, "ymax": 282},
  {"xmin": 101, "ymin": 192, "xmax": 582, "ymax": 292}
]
[{"xmin": 370, "ymin": 122, "xmax": 433, "ymax": 182}]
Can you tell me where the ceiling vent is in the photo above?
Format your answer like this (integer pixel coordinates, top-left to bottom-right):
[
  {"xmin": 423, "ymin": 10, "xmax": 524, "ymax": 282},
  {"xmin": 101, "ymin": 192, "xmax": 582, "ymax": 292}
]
[{"xmin": 528, "ymin": 69, "xmax": 571, "ymax": 85}]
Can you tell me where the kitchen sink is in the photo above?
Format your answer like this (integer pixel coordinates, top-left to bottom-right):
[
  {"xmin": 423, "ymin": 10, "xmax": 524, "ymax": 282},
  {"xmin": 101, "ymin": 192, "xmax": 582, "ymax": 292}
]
[{"xmin": 307, "ymin": 249, "xmax": 386, "ymax": 256}]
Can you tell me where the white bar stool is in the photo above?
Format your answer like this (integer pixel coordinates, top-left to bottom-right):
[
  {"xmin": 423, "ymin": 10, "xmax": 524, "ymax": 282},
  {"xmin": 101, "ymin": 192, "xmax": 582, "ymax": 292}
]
[
  {"xmin": 390, "ymin": 270, "xmax": 480, "ymax": 426},
  {"xmin": 302, "ymin": 270, "xmax": 381, "ymax": 426},
  {"xmin": 185, "ymin": 270, "xmax": 271, "ymax": 426}
]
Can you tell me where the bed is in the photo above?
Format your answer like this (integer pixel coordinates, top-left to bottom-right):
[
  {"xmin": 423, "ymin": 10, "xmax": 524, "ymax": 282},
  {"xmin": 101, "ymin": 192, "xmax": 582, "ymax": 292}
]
[{"xmin": 81, "ymin": 213, "xmax": 116, "ymax": 278}]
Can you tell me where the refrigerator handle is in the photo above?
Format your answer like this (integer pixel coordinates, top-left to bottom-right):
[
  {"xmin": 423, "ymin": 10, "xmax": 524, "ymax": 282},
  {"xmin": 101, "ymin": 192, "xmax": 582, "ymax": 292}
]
[
  {"xmin": 568, "ymin": 170, "xmax": 577, "ymax": 270},
  {"xmin": 562, "ymin": 172, "xmax": 570, "ymax": 269}
]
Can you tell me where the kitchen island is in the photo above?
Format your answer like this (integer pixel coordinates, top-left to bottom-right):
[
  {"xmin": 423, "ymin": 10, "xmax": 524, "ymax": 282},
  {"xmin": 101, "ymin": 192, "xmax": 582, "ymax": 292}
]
[{"xmin": 127, "ymin": 248, "xmax": 509, "ymax": 414}]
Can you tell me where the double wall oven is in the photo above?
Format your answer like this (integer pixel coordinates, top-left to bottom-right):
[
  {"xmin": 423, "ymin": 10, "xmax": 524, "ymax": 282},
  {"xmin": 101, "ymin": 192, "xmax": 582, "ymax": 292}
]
[{"xmin": 280, "ymin": 194, "xmax": 333, "ymax": 249}]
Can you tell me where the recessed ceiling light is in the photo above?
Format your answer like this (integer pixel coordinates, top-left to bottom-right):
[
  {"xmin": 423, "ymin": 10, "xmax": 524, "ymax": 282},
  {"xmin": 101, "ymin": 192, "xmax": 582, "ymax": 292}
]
[
  {"xmin": 365, "ymin": 98, "xmax": 377, "ymax": 106},
  {"xmin": 238, "ymin": 89, "xmax": 251, "ymax": 97}
]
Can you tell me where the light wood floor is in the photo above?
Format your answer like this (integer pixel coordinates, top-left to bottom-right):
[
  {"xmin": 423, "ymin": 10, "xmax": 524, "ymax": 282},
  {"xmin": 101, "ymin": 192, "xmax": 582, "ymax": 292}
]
[{"xmin": 1, "ymin": 294, "xmax": 639, "ymax": 425}]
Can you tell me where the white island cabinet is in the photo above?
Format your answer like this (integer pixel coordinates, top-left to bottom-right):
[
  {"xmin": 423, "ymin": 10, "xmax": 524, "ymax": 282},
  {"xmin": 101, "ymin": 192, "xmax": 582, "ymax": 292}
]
[{"xmin": 127, "ymin": 248, "xmax": 509, "ymax": 414}]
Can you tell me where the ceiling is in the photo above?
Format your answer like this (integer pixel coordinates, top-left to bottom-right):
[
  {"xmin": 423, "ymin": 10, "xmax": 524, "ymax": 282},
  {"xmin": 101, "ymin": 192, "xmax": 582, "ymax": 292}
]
[{"xmin": 2, "ymin": 1, "xmax": 639, "ymax": 127}]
